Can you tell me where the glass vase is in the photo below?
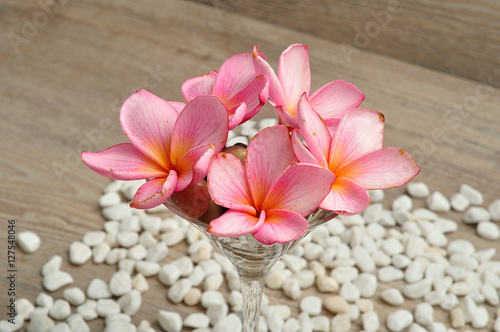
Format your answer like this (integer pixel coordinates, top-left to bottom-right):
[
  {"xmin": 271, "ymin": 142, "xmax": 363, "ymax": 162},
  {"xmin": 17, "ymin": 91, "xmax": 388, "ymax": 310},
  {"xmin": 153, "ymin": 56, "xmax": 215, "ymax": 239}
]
[{"xmin": 165, "ymin": 183, "xmax": 337, "ymax": 332}]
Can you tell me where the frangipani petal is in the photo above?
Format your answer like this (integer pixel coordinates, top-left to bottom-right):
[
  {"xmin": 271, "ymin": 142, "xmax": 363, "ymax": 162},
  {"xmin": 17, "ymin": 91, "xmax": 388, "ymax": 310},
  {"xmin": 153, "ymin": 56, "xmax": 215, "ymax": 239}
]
[
  {"xmin": 208, "ymin": 209, "xmax": 265, "ymax": 238},
  {"xmin": 174, "ymin": 144, "xmax": 211, "ymax": 191},
  {"xmin": 274, "ymin": 104, "xmax": 300, "ymax": 128},
  {"xmin": 246, "ymin": 125, "xmax": 297, "ymax": 210},
  {"xmin": 228, "ymin": 103, "xmax": 247, "ymax": 130},
  {"xmin": 131, "ymin": 171, "xmax": 177, "ymax": 209},
  {"xmin": 262, "ymin": 163, "xmax": 334, "ymax": 216},
  {"xmin": 167, "ymin": 101, "xmax": 187, "ymax": 114},
  {"xmin": 170, "ymin": 95, "xmax": 228, "ymax": 164},
  {"xmin": 309, "ymin": 80, "xmax": 365, "ymax": 119},
  {"xmin": 81, "ymin": 143, "xmax": 165, "ymax": 180},
  {"xmin": 297, "ymin": 94, "xmax": 330, "ymax": 166},
  {"xmin": 120, "ymin": 89, "xmax": 177, "ymax": 170},
  {"xmin": 253, "ymin": 46, "xmax": 286, "ymax": 107},
  {"xmin": 320, "ymin": 177, "xmax": 371, "ymax": 215},
  {"xmin": 212, "ymin": 52, "xmax": 259, "ymax": 102},
  {"xmin": 291, "ymin": 130, "xmax": 320, "ymax": 166},
  {"xmin": 338, "ymin": 147, "xmax": 420, "ymax": 189},
  {"xmin": 208, "ymin": 152, "xmax": 256, "ymax": 214},
  {"xmin": 181, "ymin": 71, "xmax": 218, "ymax": 102},
  {"xmin": 277, "ymin": 44, "xmax": 311, "ymax": 116},
  {"xmin": 252, "ymin": 209, "xmax": 308, "ymax": 245},
  {"xmin": 226, "ymin": 75, "xmax": 269, "ymax": 123},
  {"xmin": 328, "ymin": 108, "xmax": 384, "ymax": 171}
]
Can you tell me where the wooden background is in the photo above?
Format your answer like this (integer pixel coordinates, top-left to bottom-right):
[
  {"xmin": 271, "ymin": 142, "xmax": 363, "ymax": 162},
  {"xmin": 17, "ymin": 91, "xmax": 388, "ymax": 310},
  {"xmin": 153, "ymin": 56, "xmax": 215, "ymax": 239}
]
[{"xmin": 1, "ymin": 0, "xmax": 499, "ymax": 331}]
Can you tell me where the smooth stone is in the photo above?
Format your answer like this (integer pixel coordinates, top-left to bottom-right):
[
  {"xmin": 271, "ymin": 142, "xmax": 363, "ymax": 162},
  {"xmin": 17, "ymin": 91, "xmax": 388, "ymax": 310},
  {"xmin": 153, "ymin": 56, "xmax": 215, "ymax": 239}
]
[
  {"xmin": 386, "ymin": 310, "xmax": 414, "ymax": 332},
  {"xmin": 407, "ymin": 182, "xmax": 430, "ymax": 198},
  {"xmin": 300, "ymin": 296, "xmax": 322, "ymax": 316},
  {"xmin": 43, "ymin": 270, "xmax": 73, "ymax": 292},
  {"xmin": 41, "ymin": 255, "xmax": 63, "ymax": 276},
  {"xmin": 117, "ymin": 290, "xmax": 141, "ymax": 316},
  {"xmin": 99, "ymin": 191, "xmax": 121, "ymax": 208},
  {"xmin": 368, "ymin": 190, "xmax": 385, "ymax": 202},
  {"xmin": 426, "ymin": 191, "xmax": 451, "ymax": 212},
  {"xmin": 381, "ymin": 288, "xmax": 405, "ymax": 306},
  {"xmin": 462, "ymin": 207, "xmax": 491, "ymax": 224},
  {"xmin": 146, "ymin": 242, "xmax": 168, "ymax": 262},
  {"xmin": 96, "ymin": 299, "xmax": 121, "ymax": 318},
  {"xmin": 450, "ymin": 192, "xmax": 470, "ymax": 212},
  {"xmin": 82, "ymin": 231, "xmax": 106, "ymax": 247},
  {"xmin": 362, "ymin": 311, "xmax": 380, "ymax": 332},
  {"xmin": 69, "ymin": 241, "xmax": 92, "ymax": 265},
  {"xmin": 476, "ymin": 221, "xmax": 500, "ymax": 240},
  {"xmin": 158, "ymin": 310, "xmax": 182, "ymax": 332},
  {"xmin": 184, "ymin": 313, "xmax": 210, "ymax": 329},
  {"xmin": 17, "ymin": 231, "xmax": 41, "ymax": 253},
  {"xmin": 402, "ymin": 279, "xmax": 432, "ymax": 299},
  {"xmin": 109, "ymin": 270, "xmax": 132, "ymax": 296},
  {"xmin": 414, "ymin": 302, "xmax": 433, "ymax": 326},
  {"xmin": 62, "ymin": 287, "xmax": 85, "ymax": 306},
  {"xmin": 102, "ymin": 203, "xmax": 132, "ymax": 220},
  {"xmin": 135, "ymin": 261, "xmax": 160, "ymax": 277},
  {"xmin": 378, "ymin": 266, "xmax": 404, "ymax": 282},
  {"xmin": 167, "ymin": 279, "xmax": 192, "ymax": 304},
  {"xmin": 87, "ymin": 278, "xmax": 112, "ymax": 299},
  {"xmin": 76, "ymin": 300, "xmax": 98, "ymax": 321},
  {"xmin": 459, "ymin": 184, "xmax": 483, "ymax": 205},
  {"xmin": 67, "ymin": 314, "xmax": 89, "ymax": 332},
  {"xmin": 353, "ymin": 273, "xmax": 377, "ymax": 298},
  {"xmin": 489, "ymin": 199, "xmax": 500, "ymax": 221},
  {"xmin": 323, "ymin": 295, "xmax": 349, "ymax": 314},
  {"xmin": 48, "ymin": 299, "xmax": 71, "ymax": 320},
  {"xmin": 330, "ymin": 313, "xmax": 351, "ymax": 332}
]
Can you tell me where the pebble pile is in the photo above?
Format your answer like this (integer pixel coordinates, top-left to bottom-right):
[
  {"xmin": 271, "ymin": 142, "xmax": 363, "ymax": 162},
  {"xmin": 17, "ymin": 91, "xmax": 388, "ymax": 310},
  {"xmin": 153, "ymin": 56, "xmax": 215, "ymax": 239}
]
[{"xmin": 3, "ymin": 118, "xmax": 500, "ymax": 332}]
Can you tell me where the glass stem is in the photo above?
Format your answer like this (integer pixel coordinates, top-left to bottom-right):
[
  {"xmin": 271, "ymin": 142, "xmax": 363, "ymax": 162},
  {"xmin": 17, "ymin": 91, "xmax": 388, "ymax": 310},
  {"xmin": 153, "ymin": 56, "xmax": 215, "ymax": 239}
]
[{"xmin": 240, "ymin": 275, "xmax": 266, "ymax": 332}]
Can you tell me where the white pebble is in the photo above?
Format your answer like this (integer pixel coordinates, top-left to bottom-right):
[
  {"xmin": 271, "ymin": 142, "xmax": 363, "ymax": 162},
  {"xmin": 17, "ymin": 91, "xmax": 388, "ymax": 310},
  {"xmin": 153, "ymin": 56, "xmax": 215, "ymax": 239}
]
[
  {"xmin": 405, "ymin": 260, "xmax": 425, "ymax": 283},
  {"xmin": 351, "ymin": 246, "xmax": 376, "ymax": 273},
  {"xmin": 381, "ymin": 288, "xmax": 404, "ymax": 306},
  {"xmin": 407, "ymin": 182, "xmax": 430, "ymax": 198},
  {"xmin": 296, "ymin": 270, "xmax": 315, "ymax": 289},
  {"xmin": 386, "ymin": 310, "xmax": 414, "ymax": 332},
  {"xmin": 213, "ymin": 313, "xmax": 242, "ymax": 332},
  {"xmin": 258, "ymin": 117, "xmax": 279, "ymax": 130},
  {"xmin": 426, "ymin": 192, "xmax": 451, "ymax": 212},
  {"xmin": 17, "ymin": 231, "xmax": 41, "ymax": 253},
  {"xmin": 184, "ymin": 313, "xmax": 210, "ymax": 329},
  {"xmin": 330, "ymin": 313, "xmax": 351, "ymax": 332},
  {"xmin": 403, "ymin": 279, "xmax": 432, "ymax": 299},
  {"xmin": 135, "ymin": 261, "xmax": 160, "ymax": 277},
  {"xmin": 339, "ymin": 281, "xmax": 360, "ymax": 302},
  {"xmin": 434, "ymin": 217, "xmax": 458, "ymax": 233},
  {"xmin": 489, "ymin": 199, "xmax": 500, "ymax": 221},
  {"xmin": 363, "ymin": 203, "xmax": 383, "ymax": 223},
  {"xmin": 43, "ymin": 270, "xmax": 73, "ymax": 292},
  {"xmin": 102, "ymin": 203, "xmax": 132, "ymax": 220},
  {"xmin": 381, "ymin": 237, "xmax": 404, "ymax": 256},
  {"xmin": 450, "ymin": 192, "xmax": 470, "ymax": 212},
  {"xmin": 459, "ymin": 184, "xmax": 483, "ymax": 205},
  {"xmin": 69, "ymin": 241, "xmax": 92, "ymax": 265},
  {"xmin": 368, "ymin": 190, "xmax": 384, "ymax": 202},
  {"xmin": 132, "ymin": 274, "xmax": 149, "ymax": 293},
  {"xmin": 48, "ymin": 299, "xmax": 71, "ymax": 320},
  {"xmin": 462, "ymin": 207, "xmax": 490, "ymax": 224},
  {"xmin": 87, "ymin": 278, "xmax": 112, "ymax": 299},
  {"xmin": 283, "ymin": 278, "xmax": 301, "ymax": 299},
  {"xmin": 167, "ymin": 278, "xmax": 192, "ymax": 304},
  {"xmin": 447, "ymin": 239, "xmax": 475, "ymax": 256},
  {"xmin": 158, "ymin": 310, "xmax": 182, "ymax": 332},
  {"xmin": 96, "ymin": 299, "xmax": 121, "ymax": 317},
  {"xmin": 118, "ymin": 290, "xmax": 142, "ymax": 316},
  {"xmin": 392, "ymin": 195, "xmax": 413, "ymax": 211},
  {"xmin": 440, "ymin": 293, "xmax": 459, "ymax": 311},
  {"xmin": 378, "ymin": 266, "xmax": 404, "ymax": 282},
  {"xmin": 172, "ymin": 256, "xmax": 194, "ymax": 276},
  {"xmin": 28, "ymin": 308, "xmax": 55, "ymax": 331},
  {"xmin": 471, "ymin": 306, "xmax": 489, "ymax": 329},
  {"xmin": 203, "ymin": 273, "xmax": 224, "ymax": 291},
  {"xmin": 476, "ymin": 221, "xmax": 500, "ymax": 240},
  {"xmin": 16, "ymin": 298, "xmax": 34, "ymax": 319},
  {"xmin": 50, "ymin": 323, "xmax": 72, "ymax": 332},
  {"xmin": 109, "ymin": 270, "xmax": 132, "ymax": 296},
  {"xmin": 300, "ymin": 296, "xmax": 322, "ymax": 316},
  {"xmin": 76, "ymin": 300, "xmax": 98, "ymax": 321},
  {"xmin": 146, "ymin": 242, "xmax": 168, "ymax": 262},
  {"xmin": 311, "ymin": 316, "xmax": 329, "ymax": 332},
  {"xmin": 362, "ymin": 311, "xmax": 380, "ymax": 332},
  {"xmin": 67, "ymin": 313, "xmax": 89, "ymax": 332},
  {"xmin": 414, "ymin": 302, "xmax": 433, "ymax": 326},
  {"xmin": 450, "ymin": 307, "xmax": 465, "ymax": 329},
  {"xmin": 92, "ymin": 242, "xmax": 111, "ymax": 264},
  {"xmin": 36, "ymin": 293, "xmax": 53, "ymax": 308},
  {"xmin": 63, "ymin": 287, "xmax": 86, "ymax": 306},
  {"xmin": 331, "ymin": 266, "xmax": 358, "ymax": 284},
  {"xmin": 426, "ymin": 229, "xmax": 448, "ymax": 247},
  {"xmin": 392, "ymin": 254, "xmax": 412, "ymax": 269},
  {"xmin": 82, "ymin": 231, "xmax": 106, "ymax": 247},
  {"xmin": 99, "ymin": 191, "xmax": 121, "ymax": 207},
  {"xmin": 353, "ymin": 273, "xmax": 377, "ymax": 298},
  {"xmin": 41, "ymin": 255, "xmax": 62, "ymax": 276}
]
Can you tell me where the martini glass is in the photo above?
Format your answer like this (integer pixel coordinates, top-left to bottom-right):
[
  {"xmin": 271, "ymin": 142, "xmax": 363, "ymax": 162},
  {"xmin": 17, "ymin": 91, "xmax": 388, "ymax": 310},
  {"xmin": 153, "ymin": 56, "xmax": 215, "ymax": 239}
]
[{"xmin": 165, "ymin": 181, "xmax": 337, "ymax": 332}]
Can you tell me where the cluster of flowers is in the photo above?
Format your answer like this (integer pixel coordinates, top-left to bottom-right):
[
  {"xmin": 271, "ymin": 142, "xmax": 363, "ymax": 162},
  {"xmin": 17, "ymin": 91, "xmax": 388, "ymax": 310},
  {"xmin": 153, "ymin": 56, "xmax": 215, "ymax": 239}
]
[{"xmin": 82, "ymin": 44, "xmax": 420, "ymax": 245}]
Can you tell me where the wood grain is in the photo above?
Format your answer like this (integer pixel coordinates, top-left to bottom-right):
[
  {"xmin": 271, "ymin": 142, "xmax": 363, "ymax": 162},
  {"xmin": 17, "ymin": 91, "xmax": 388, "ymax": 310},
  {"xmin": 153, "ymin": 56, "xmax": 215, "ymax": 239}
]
[
  {"xmin": 1, "ymin": 0, "xmax": 499, "ymax": 331},
  {"xmin": 189, "ymin": 0, "xmax": 500, "ymax": 86}
]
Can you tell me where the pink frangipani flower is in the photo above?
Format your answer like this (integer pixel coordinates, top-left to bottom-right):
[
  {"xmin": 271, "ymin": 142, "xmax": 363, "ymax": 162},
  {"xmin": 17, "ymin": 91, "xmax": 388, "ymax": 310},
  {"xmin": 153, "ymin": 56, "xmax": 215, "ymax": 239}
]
[
  {"xmin": 206, "ymin": 125, "xmax": 334, "ymax": 245},
  {"xmin": 253, "ymin": 44, "xmax": 365, "ymax": 131},
  {"xmin": 182, "ymin": 47, "xmax": 269, "ymax": 130},
  {"xmin": 292, "ymin": 94, "xmax": 420, "ymax": 215},
  {"xmin": 81, "ymin": 89, "xmax": 228, "ymax": 209}
]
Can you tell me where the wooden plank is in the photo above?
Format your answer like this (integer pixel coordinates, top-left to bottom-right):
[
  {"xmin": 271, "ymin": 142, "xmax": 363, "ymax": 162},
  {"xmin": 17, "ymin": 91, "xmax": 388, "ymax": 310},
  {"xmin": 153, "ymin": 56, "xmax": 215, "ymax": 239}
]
[
  {"xmin": 0, "ymin": 0, "xmax": 499, "ymax": 330},
  {"xmin": 189, "ymin": 0, "xmax": 500, "ymax": 85}
]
